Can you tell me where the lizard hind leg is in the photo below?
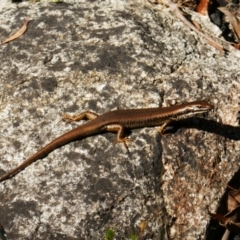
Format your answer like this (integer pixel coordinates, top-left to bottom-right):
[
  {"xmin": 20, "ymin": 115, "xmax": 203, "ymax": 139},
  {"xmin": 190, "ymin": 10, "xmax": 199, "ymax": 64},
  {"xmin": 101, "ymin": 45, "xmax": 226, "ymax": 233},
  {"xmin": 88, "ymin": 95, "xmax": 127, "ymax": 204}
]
[
  {"xmin": 105, "ymin": 124, "xmax": 132, "ymax": 150},
  {"xmin": 61, "ymin": 111, "xmax": 99, "ymax": 123}
]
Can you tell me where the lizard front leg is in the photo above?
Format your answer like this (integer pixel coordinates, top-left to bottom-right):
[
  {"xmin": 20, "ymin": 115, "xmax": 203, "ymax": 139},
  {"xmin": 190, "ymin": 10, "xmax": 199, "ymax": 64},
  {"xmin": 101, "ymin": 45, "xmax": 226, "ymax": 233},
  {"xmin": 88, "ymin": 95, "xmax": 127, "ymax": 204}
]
[
  {"xmin": 157, "ymin": 119, "xmax": 172, "ymax": 135},
  {"xmin": 61, "ymin": 111, "xmax": 99, "ymax": 123}
]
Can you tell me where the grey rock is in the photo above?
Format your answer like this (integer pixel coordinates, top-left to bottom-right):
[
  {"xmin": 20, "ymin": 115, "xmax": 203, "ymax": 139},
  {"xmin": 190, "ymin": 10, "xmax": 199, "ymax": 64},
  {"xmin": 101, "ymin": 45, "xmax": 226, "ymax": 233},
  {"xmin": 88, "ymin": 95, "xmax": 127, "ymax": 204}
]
[{"xmin": 0, "ymin": 0, "xmax": 239, "ymax": 239}]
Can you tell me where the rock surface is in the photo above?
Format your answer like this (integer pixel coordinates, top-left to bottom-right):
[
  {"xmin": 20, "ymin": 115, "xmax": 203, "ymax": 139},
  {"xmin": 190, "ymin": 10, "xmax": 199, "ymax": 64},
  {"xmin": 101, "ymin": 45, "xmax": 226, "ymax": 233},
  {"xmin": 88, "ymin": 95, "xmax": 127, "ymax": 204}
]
[{"xmin": 0, "ymin": 0, "xmax": 240, "ymax": 239}]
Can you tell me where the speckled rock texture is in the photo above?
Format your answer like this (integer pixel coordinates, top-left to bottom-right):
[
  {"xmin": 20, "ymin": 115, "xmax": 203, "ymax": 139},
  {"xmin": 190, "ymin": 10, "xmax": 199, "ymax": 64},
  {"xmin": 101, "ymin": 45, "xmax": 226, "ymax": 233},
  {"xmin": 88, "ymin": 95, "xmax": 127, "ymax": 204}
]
[{"xmin": 0, "ymin": 0, "xmax": 240, "ymax": 239}]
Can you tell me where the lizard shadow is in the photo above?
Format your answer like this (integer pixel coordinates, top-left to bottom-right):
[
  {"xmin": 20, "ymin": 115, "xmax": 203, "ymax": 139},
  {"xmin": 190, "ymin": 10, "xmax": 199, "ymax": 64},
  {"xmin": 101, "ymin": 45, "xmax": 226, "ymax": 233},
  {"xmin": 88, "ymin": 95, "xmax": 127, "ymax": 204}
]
[{"xmin": 164, "ymin": 117, "xmax": 240, "ymax": 140}]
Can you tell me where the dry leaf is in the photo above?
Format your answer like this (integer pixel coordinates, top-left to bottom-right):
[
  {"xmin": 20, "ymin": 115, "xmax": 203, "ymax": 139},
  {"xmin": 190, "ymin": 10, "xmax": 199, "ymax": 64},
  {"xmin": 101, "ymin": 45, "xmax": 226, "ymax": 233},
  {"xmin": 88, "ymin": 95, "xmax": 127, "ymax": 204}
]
[
  {"xmin": 1, "ymin": 18, "xmax": 29, "ymax": 44},
  {"xmin": 218, "ymin": 7, "xmax": 240, "ymax": 42},
  {"xmin": 209, "ymin": 186, "xmax": 240, "ymax": 234},
  {"xmin": 208, "ymin": 211, "xmax": 229, "ymax": 224},
  {"xmin": 229, "ymin": 188, "xmax": 240, "ymax": 204},
  {"xmin": 228, "ymin": 189, "xmax": 240, "ymax": 211}
]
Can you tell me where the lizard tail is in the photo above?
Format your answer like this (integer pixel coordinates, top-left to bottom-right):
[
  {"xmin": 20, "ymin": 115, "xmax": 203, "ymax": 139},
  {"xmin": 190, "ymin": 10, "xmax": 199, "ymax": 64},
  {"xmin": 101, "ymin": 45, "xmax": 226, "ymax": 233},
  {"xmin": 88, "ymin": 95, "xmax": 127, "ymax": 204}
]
[{"xmin": 0, "ymin": 123, "xmax": 101, "ymax": 183}]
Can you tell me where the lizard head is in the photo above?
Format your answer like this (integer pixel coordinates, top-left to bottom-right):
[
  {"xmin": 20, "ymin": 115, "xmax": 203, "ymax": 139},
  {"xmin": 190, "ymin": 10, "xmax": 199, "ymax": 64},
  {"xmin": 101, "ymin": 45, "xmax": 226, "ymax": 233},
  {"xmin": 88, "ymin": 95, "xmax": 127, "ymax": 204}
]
[{"xmin": 172, "ymin": 101, "xmax": 213, "ymax": 120}]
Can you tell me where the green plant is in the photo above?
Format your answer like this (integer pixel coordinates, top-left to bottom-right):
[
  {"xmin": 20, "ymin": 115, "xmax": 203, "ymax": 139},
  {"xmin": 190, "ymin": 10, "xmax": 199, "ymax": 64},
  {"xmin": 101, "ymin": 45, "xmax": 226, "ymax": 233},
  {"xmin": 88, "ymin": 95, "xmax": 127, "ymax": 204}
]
[
  {"xmin": 104, "ymin": 227, "xmax": 115, "ymax": 240},
  {"xmin": 129, "ymin": 233, "xmax": 137, "ymax": 240}
]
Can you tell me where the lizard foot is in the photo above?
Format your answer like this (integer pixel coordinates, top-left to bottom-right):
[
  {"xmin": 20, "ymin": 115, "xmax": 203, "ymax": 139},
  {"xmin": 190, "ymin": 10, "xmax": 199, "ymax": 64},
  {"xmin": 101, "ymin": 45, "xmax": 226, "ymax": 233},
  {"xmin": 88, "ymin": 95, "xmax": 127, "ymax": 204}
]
[
  {"xmin": 60, "ymin": 114, "xmax": 78, "ymax": 123},
  {"xmin": 115, "ymin": 137, "xmax": 132, "ymax": 151}
]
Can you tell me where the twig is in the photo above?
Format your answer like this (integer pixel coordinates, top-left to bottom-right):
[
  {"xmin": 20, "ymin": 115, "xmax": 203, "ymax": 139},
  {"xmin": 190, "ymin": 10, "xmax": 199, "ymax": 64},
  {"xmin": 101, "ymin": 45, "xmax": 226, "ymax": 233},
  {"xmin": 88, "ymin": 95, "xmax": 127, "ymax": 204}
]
[
  {"xmin": 221, "ymin": 229, "xmax": 230, "ymax": 240},
  {"xmin": 160, "ymin": 0, "xmax": 225, "ymax": 52},
  {"xmin": 218, "ymin": 7, "xmax": 240, "ymax": 42},
  {"xmin": 197, "ymin": 0, "xmax": 210, "ymax": 16},
  {"xmin": 1, "ymin": 18, "xmax": 29, "ymax": 44}
]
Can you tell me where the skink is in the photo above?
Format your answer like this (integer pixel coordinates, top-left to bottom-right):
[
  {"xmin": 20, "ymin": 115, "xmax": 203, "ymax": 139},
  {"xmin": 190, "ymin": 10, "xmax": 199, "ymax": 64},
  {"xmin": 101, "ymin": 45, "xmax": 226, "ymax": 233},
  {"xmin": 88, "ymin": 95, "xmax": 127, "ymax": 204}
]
[{"xmin": 0, "ymin": 100, "xmax": 213, "ymax": 183}]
